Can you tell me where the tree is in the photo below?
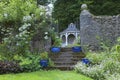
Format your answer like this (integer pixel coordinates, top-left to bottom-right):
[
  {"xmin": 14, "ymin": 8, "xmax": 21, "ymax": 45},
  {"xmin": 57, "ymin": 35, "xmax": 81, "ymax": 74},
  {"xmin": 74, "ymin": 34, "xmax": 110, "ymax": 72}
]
[
  {"xmin": 88, "ymin": 0, "xmax": 120, "ymax": 15},
  {"xmin": 53, "ymin": 0, "xmax": 120, "ymax": 32},
  {"xmin": 53, "ymin": 0, "xmax": 82, "ymax": 32}
]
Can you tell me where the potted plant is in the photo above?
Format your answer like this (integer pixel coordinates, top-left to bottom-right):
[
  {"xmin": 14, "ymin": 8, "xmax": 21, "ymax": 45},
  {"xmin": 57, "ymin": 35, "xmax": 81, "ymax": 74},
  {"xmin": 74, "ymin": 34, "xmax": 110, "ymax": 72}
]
[
  {"xmin": 72, "ymin": 46, "xmax": 82, "ymax": 52},
  {"xmin": 81, "ymin": 58, "xmax": 90, "ymax": 65},
  {"xmin": 50, "ymin": 36, "xmax": 62, "ymax": 53},
  {"xmin": 39, "ymin": 52, "xmax": 49, "ymax": 68}
]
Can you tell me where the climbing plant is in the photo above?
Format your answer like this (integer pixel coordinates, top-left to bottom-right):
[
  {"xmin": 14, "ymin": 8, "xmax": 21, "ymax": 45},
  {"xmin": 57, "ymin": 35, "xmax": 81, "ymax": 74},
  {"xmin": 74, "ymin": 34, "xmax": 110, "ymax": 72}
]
[{"xmin": 0, "ymin": 0, "xmax": 51, "ymax": 59}]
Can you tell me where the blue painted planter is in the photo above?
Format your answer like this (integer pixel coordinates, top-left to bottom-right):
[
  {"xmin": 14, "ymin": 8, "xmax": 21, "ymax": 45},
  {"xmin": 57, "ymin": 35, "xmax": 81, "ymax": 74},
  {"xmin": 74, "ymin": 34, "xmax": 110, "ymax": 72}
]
[
  {"xmin": 39, "ymin": 60, "xmax": 48, "ymax": 67},
  {"xmin": 72, "ymin": 46, "xmax": 82, "ymax": 52},
  {"xmin": 50, "ymin": 47, "xmax": 61, "ymax": 53},
  {"xmin": 82, "ymin": 58, "xmax": 90, "ymax": 64}
]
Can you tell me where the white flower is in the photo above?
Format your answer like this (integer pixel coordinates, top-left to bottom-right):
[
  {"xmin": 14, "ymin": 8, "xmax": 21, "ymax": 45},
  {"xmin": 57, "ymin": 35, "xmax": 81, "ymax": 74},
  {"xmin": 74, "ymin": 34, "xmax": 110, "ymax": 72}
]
[
  {"xmin": 3, "ymin": 38, "xmax": 9, "ymax": 42},
  {"xmin": 4, "ymin": 13, "xmax": 8, "ymax": 18},
  {"xmin": 40, "ymin": 12, "xmax": 44, "ymax": 16},
  {"xmin": 44, "ymin": 32, "xmax": 48, "ymax": 35},
  {"xmin": 23, "ymin": 15, "xmax": 32, "ymax": 22},
  {"xmin": 44, "ymin": 35, "xmax": 48, "ymax": 40},
  {"xmin": 15, "ymin": 35, "xmax": 19, "ymax": 38},
  {"xmin": 16, "ymin": 43, "xmax": 20, "ymax": 46},
  {"xmin": 19, "ymin": 23, "xmax": 31, "ymax": 31}
]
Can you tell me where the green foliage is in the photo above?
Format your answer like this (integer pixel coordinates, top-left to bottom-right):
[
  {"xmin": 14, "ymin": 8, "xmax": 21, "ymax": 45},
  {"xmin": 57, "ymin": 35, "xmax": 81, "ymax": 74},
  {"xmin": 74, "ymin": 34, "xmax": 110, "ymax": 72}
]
[
  {"xmin": 40, "ymin": 52, "xmax": 48, "ymax": 60},
  {"xmin": 89, "ymin": 0, "xmax": 120, "ymax": 15},
  {"xmin": 75, "ymin": 62, "xmax": 105, "ymax": 80},
  {"xmin": 115, "ymin": 37, "xmax": 120, "ymax": 53},
  {"xmin": 53, "ymin": 37, "xmax": 62, "ymax": 47},
  {"xmin": 116, "ymin": 45, "xmax": 120, "ymax": 53},
  {"xmin": 48, "ymin": 58, "xmax": 54, "ymax": 67},
  {"xmin": 86, "ymin": 52, "xmax": 106, "ymax": 64},
  {"xmin": 0, "ymin": 0, "xmax": 53, "ymax": 73},
  {"xmin": 0, "ymin": 0, "xmax": 51, "ymax": 57},
  {"xmin": 105, "ymin": 73, "xmax": 120, "ymax": 80},
  {"xmin": 50, "ymin": 29, "xmax": 62, "ymax": 46},
  {"xmin": 13, "ymin": 54, "xmax": 41, "ymax": 72},
  {"xmin": 75, "ymin": 45, "xmax": 120, "ymax": 80},
  {"xmin": 0, "ymin": 43, "xmax": 13, "ymax": 60},
  {"xmin": 53, "ymin": 0, "xmax": 81, "ymax": 31},
  {"xmin": 0, "ymin": 0, "xmax": 47, "ymax": 41},
  {"xmin": 102, "ymin": 58, "xmax": 120, "ymax": 74},
  {"xmin": 75, "ymin": 37, "xmax": 120, "ymax": 80},
  {"xmin": 53, "ymin": 0, "xmax": 120, "ymax": 31}
]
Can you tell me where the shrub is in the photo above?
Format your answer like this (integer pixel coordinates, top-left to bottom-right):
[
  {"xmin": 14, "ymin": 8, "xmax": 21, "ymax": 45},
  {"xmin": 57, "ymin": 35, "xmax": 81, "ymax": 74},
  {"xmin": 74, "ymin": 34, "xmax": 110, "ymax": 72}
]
[
  {"xmin": 75, "ymin": 52, "xmax": 120, "ymax": 80},
  {"xmin": 102, "ymin": 58, "xmax": 120, "ymax": 74},
  {"xmin": 0, "ymin": 60, "xmax": 21, "ymax": 74},
  {"xmin": 13, "ymin": 54, "xmax": 41, "ymax": 72},
  {"xmin": 86, "ymin": 52, "xmax": 107, "ymax": 64},
  {"xmin": 105, "ymin": 73, "xmax": 120, "ymax": 80},
  {"xmin": 40, "ymin": 52, "xmax": 48, "ymax": 60},
  {"xmin": 75, "ymin": 62, "xmax": 105, "ymax": 80},
  {"xmin": 109, "ymin": 52, "xmax": 120, "ymax": 61},
  {"xmin": 75, "ymin": 38, "xmax": 120, "ymax": 80}
]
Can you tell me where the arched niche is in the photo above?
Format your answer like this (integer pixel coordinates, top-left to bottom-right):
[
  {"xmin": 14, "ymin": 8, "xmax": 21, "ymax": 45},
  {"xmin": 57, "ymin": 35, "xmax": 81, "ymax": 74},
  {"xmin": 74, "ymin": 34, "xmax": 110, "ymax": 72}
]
[{"xmin": 68, "ymin": 34, "xmax": 75, "ymax": 44}]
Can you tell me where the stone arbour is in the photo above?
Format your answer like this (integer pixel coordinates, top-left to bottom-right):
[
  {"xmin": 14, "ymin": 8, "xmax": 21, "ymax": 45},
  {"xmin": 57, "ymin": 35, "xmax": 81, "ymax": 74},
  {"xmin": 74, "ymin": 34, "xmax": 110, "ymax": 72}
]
[
  {"xmin": 80, "ymin": 4, "xmax": 120, "ymax": 51},
  {"xmin": 60, "ymin": 23, "xmax": 80, "ymax": 47}
]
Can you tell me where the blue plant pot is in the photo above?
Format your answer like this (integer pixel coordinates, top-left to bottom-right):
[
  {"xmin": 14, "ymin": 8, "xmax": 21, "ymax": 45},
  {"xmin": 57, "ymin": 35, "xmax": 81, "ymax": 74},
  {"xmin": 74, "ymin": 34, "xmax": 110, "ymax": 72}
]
[
  {"xmin": 50, "ymin": 47, "xmax": 61, "ymax": 53},
  {"xmin": 39, "ymin": 60, "xmax": 48, "ymax": 67},
  {"xmin": 72, "ymin": 46, "xmax": 82, "ymax": 52},
  {"xmin": 82, "ymin": 58, "xmax": 90, "ymax": 64}
]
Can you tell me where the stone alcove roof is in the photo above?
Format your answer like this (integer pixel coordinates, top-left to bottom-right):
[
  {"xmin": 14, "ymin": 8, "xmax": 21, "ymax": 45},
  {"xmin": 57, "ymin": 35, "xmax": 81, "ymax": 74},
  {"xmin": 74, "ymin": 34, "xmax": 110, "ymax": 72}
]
[{"xmin": 60, "ymin": 23, "xmax": 80, "ymax": 34}]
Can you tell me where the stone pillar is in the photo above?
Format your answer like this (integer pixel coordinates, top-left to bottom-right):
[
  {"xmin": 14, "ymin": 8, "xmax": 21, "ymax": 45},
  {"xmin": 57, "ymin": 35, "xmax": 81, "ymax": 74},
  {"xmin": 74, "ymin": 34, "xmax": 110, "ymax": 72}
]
[
  {"xmin": 75, "ymin": 32, "xmax": 78, "ymax": 39},
  {"xmin": 80, "ymin": 4, "xmax": 100, "ymax": 52},
  {"xmin": 65, "ymin": 33, "xmax": 68, "ymax": 46}
]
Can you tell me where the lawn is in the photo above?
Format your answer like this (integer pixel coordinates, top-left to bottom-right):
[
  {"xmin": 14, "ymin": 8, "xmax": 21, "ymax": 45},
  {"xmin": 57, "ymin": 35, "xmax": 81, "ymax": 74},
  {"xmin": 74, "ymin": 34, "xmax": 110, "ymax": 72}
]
[{"xmin": 0, "ymin": 70, "xmax": 93, "ymax": 80}]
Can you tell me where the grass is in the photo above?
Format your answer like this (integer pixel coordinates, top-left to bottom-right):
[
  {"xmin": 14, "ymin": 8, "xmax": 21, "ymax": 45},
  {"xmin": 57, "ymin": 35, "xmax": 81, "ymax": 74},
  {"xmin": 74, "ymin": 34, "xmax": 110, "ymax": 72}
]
[{"xmin": 0, "ymin": 70, "xmax": 93, "ymax": 80}]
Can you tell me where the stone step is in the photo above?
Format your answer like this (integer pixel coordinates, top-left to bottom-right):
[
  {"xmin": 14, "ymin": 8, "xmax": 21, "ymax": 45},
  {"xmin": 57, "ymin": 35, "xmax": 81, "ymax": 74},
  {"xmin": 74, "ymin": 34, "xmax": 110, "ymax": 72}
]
[
  {"xmin": 60, "ymin": 51, "xmax": 74, "ymax": 54},
  {"xmin": 51, "ymin": 58, "xmax": 82, "ymax": 61},
  {"xmin": 53, "ymin": 65, "xmax": 74, "ymax": 70},
  {"xmin": 54, "ymin": 61, "xmax": 76, "ymax": 63},
  {"xmin": 50, "ymin": 55, "xmax": 85, "ymax": 59},
  {"xmin": 48, "ymin": 47, "xmax": 85, "ymax": 70},
  {"xmin": 54, "ymin": 62, "xmax": 76, "ymax": 65},
  {"xmin": 56, "ymin": 55, "xmax": 85, "ymax": 58},
  {"xmin": 61, "ymin": 47, "xmax": 72, "ymax": 52},
  {"xmin": 49, "ymin": 52, "xmax": 84, "ymax": 56}
]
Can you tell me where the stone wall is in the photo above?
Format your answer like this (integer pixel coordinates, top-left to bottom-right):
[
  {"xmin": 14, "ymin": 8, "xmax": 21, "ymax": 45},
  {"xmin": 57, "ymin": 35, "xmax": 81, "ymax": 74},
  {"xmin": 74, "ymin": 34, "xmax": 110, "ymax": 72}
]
[
  {"xmin": 30, "ymin": 31, "xmax": 51, "ymax": 53},
  {"xmin": 80, "ymin": 4, "xmax": 120, "ymax": 51}
]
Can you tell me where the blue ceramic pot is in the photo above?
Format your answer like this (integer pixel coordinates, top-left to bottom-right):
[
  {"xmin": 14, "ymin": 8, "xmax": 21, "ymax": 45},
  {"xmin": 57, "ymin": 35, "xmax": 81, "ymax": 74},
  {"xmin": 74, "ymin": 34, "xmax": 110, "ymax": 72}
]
[
  {"xmin": 39, "ymin": 60, "xmax": 48, "ymax": 67},
  {"xmin": 50, "ymin": 47, "xmax": 61, "ymax": 53},
  {"xmin": 82, "ymin": 58, "xmax": 90, "ymax": 64},
  {"xmin": 72, "ymin": 46, "xmax": 82, "ymax": 52}
]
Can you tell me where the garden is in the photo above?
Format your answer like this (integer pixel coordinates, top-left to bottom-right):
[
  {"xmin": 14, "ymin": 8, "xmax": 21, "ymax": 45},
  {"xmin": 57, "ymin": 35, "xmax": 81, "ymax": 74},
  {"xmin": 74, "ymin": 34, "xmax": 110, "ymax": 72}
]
[
  {"xmin": 0, "ymin": 0, "xmax": 120, "ymax": 80},
  {"xmin": 74, "ymin": 40, "xmax": 120, "ymax": 80}
]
